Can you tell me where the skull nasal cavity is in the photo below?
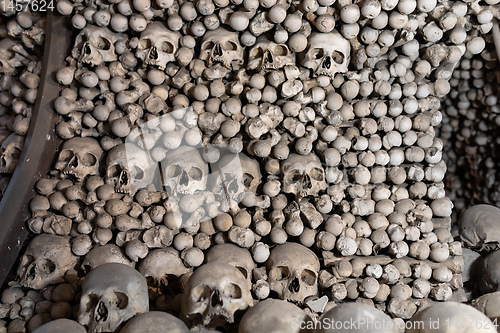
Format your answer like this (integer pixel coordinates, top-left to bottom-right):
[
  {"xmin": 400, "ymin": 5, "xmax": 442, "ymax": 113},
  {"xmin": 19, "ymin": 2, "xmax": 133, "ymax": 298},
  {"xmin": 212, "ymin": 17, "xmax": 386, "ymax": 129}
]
[
  {"xmin": 83, "ymin": 43, "xmax": 92, "ymax": 55},
  {"xmin": 303, "ymin": 174, "xmax": 312, "ymax": 189},
  {"xmin": 149, "ymin": 47, "xmax": 158, "ymax": 60},
  {"xmin": 289, "ymin": 277, "xmax": 300, "ymax": 293},
  {"xmin": 263, "ymin": 50, "xmax": 274, "ymax": 64},
  {"xmin": 69, "ymin": 156, "xmax": 79, "ymax": 168},
  {"xmin": 211, "ymin": 290, "xmax": 223, "ymax": 307},
  {"xmin": 213, "ymin": 43, "xmax": 223, "ymax": 57},
  {"xmin": 180, "ymin": 171, "xmax": 189, "ymax": 185},
  {"xmin": 95, "ymin": 301, "xmax": 108, "ymax": 322},
  {"xmin": 321, "ymin": 56, "xmax": 332, "ymax": 69}
]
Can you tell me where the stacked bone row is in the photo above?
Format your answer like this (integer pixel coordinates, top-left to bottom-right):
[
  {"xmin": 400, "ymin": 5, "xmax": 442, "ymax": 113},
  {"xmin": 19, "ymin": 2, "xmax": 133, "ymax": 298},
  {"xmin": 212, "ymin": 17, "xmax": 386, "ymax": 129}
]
[
  {"xmin": 0, "ymin": 10, "xmax": 47, "ymax": 198},
  {"xmin": 5, "ymin": 0, "xmax": 499, "ymax": 330}
]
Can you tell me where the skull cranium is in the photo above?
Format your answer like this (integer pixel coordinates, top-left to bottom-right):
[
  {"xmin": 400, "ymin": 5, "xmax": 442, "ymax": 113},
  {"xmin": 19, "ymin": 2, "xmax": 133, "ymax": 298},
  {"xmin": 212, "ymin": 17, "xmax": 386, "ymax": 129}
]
[
  {"xmin": 302, "ymin": 31, "xmax": 351, "ymax": 77},
  {"xmin": 205, "ymin": 244, "xmax": 256, "ymax": 282},
  {"xmin": 78, "ymin": 263, "xmax": 149, "ymax": 333},
  {"xmin": 17, "ymin": 234, "xmax": 78, "ymax": 290},
  {"xmin": 248, "ymin": 36, "xmax": 295, "ymax": 72},
  {"xmin": 136, "ymin": 22, "xmax": 181, "ymax": 70},
  {"xmin": 281, "ymin": 153, "xmax": 327, "ymax": 199},
  {"xmin": 199, "ymin": 27, "xmax": 244, "ymax": 70},
  {"xmin": 0, "ymin": 133, "xmax": 24, "ymax": 174},
  {"xmin": 55, "ymin": 137, "xmax": 103, "ymax": 182},
  {"xmin": 460, "ymin": 204, "xmax": 500, "ymax": 252},
  {"xmin": 0, "ymin": 38, "xmax": 30, "ymax": 74},
  {"xmin": 72, "ymin": 25, "xmax": 126, "ymax": 66},
  {"xmin": 181, "ymin": 262, "xmax": 253, "ymax": 329},
  {"xmin": 266, "ymin": 243, "xmax": 320, "ymax": 303},
  {"xmin": 105, "ymin": 143, "xmax": 157, "ymax": 195}
]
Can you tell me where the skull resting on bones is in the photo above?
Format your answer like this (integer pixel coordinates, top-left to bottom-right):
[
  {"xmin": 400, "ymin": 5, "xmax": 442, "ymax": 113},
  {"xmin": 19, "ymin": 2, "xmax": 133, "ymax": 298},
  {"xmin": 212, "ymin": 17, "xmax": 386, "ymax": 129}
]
[
  {"xmin": 72, "ymin": 25, "xmax": 126, "ymax": 66},
  {"xmin": 281, "ymin": 153, "xmax": 327, "ymax": 199},
  {"xmin": 0, "ymin": 38, "xmax": 30, "ymax": 74},
  {"xmin": 105, "ymin": 143, "xmax": 156, "ymax": 195},
  {"xmin": 81, "ymin": 244, "xmax": 134, "ymax": 275},
  {"xmin": 302, "ymin": 31, "xmax": 351, "ymax": 77},
  {"xmin": 136, "ymin": 22, "xmax": 181, "ymax": 70},
  {"xmin": 266, "ymin": 243, "xmax": 320, "ymax": 303},
  {"xmin": 199, "ymin": 27, "xmax": 244, "ymax": 70},
  {"xmin": 161, "ymin": 146, "xmax": 208, "ymax": 196},
  {"xmin": 460, "ymin": 204, "xmax": 500, "ymax": 252},
  {"xmin": 78, "ymin": 263, "xmax": 149, "ymax": 333},
  {"xmin": 248, "ymin": 36, "xmax": 295, "ymax": 72},
  {"xmin": 17, "ymin": 234, "xmax": 78, "ymax": 290},
  {"xmin": 55, "ymin": 137, "xmax": 103, "ymax": 182},
  {"xmin": 181, "ymin": 262, "xmax": 253, "ymax": 329},
  {"xmin": 0, "ymin": 133, "xmax": 24, "ymax": 174}
]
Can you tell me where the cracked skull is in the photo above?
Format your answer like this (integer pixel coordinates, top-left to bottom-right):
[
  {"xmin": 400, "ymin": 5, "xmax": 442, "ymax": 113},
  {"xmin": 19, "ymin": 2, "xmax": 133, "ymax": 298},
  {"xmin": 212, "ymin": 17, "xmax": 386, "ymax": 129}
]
[
  {"xmin": 17, "ymin": 234, "xmax": 78, "ymax": 290},
  {"xmin": 302, "ymin": 31, "xmax": 350, "ymax": 77},
  {"xmin": 55, "ymin": 137, "xmax": 103, "ymax": 182},
  {"xmin": 161, "ymin": 146, "xmax": 208, "ymax": 196},
  {"xmin": 136, "ymin": 22, "xmax": 181, "ymax": 70},
  {"xmin": 0, "ymin": 38, "xmax": 30, "ymax": 74},
  {"xmin": 266, "ymin": 243, "xmax": 320, "ymax": 303},
  {"xmin": 248, "ymin": 36, "xmax": 295, "ymax": 72},
  {"xmin": 281, "ymin": 153, "xmax": 327, "ymax": 199},
  {"xmin": 78, "ymin": 263, "xmax": 149, "ymax": 333},
  {"xmin": 72, "ymin": 25, "xmax": 125, "ymax": 66},
  {"xmin": 105, "ymin": 143, "xmax": 156, "ymax": 195},
  {"xmin": 199, "ymin": 27, "xmax": 244, "ymax": 70},
  {"xmin": 0, "ymin": 133, "xmax": 24, "ymax": 174},
  {"xmin": 181, "ymin": 262, "xmax": 253, "ymax": 329}
]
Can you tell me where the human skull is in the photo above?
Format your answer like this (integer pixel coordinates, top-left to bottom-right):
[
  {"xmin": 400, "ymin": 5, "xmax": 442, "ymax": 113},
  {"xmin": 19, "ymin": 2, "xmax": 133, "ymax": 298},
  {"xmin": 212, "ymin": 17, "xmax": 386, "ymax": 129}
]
[
  {"xmin": 205, "ymin": 244, "xmax": 256, "ymax": 282},
  {"xmin": 239, "ymin": 299, "xmax": 313, "ymax": 333},
  {"xmin": 181, "ymin": 262, "xmax": 253, "ymax": 329},
  {"xmin": 136, "ymin": 22, "xmax": 181, "ymax": 70},
  {"xmin": 81, "ymin": 244, "xmax": 134, "ymax": 275},
  {"xmin": 32, "ymin": 319, "xmax": 86, "ymax": 333},
  {"xmin": 72, "ymin": 25, "xmax": 125, "ymax": 66},
  {"xmin": 54, "ymin": 137, "xmax": 103, "ymax": 182},
  {"xmin": 460, "ymin": 205, "xmax": 500, "ymax": 252},
  {"xmin": 302, "ymin": 31, "xmax": 350, "ymax": 77},
  {"xmin": 0, "ymin": 133, "xmax": 24, "ymax": 174},
  {"xmin": 161, "ymin": 146, "xmax": 208, "ymax": 196},
  {"xmin": 281, "ymin": 153, "xmax": 327, "ymax": 199},
  {"xmin": 105, "ymin": 143, "xmax": 156, "ymax": 195},
  {"xmin": 266, "ymin": 243, "xmax": 320, "ymax": 303},
  {"xmin": 210, "ymin": 152, "xmax": 253, "ymax": 206},
  {"xmin": 199, "ymin": 27, "xmax": 244, "ymax": 70},
  {"xmin": 0, "ymin": 38, "xmax": 29, "ymax": 74},
  {"xmin": 138, "ymin": 247, "xmax": 190, "ymax": 291},
  {"xmin": 248, "ymin": 36, "xmax": 295, "ymax": 72},
  {"xmin": 17, "ymin": 234, "xmax": 78, "ymax": 290},
  {"xmin": 407, "ymin": 302, "xmax": 497, "ymax": 333},
  {"xmin": 479, "ymin": 249, "xmax": 500, "ymax": 294},
  {"xmin": 78, "ymin": 263, "xmax": 149, "ymax": 333},
  {"xmin": 120, "ymin": 311, "xmax": 190, "ymax": 333},
  {"xmin": 316, "ymin": 303, "xmax": 399, "ymax": 333}
]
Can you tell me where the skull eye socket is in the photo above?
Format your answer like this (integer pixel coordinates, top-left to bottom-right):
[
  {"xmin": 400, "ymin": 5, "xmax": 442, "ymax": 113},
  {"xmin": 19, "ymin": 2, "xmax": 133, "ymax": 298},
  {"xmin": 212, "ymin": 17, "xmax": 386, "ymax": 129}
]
[
  {"xmin": 82, "ymin": 294, "xmax": 99, "ymax": 313},
  {"xmin": 310, "ymin": 167, "xmax": 324, "ymax": 181},
  {"xmin": 223, "ymin": 283, "xmax": 242, "ymax": 299},
  {"xmin": 273, "ymin": 45, "xmax": 289, "ymax": 56},
  {"xmin": 301, "ymin": 269, "xmax": 317, "ymax": 286},
  {"xmin": 132, "ymin": 166, "xmax": 145, "ymax": 180},
  {"xmin": 332, "ymin": 51, "xmax": 345, "ymax": 64},
  {"xmin": 97, "ymin": 37, "xmax": 111, "ymax": 51},
  {"xmin": 202, "ymin": 41, "xmax": 214, "ymax": 51},
  {"xmin": 270, "ymin": 266, "xmax": 290, "ymax": 281},
  {"xmin": 223, "ymin": 41, "xmax": 238, "ymax": 51},
  {"xmin": 107, "ymin": 165, "xmax": 122, "ymax": 178},
  {"xmin": 81, "ymin": 153, "xmax": 97, "ymax": 166},
  {"xmin": 243, "ymin": 173, "xmax": 255, "ymax": 188},
  {"xmin": 113, "ymin": 292, "xmax": 129, "ymax": 309},
  {"xmin": 189, "ymin": 167, "xmax": 203, "ymax": 181},
  {"xmin": 166, "ymin": 164, "xmax": 182, "ymax": 178},
  {"xmin": 292, "ymin": 169, "xmax": 302, "ymax": 182},
  {"xmin": 192, "ymin": 285, "xmax": 211, "ymax": 303},
  {"xmin": 59, "ymin": 150, "xmax": 74, "ymax": 162},
  {"xmin": 236, "ymin": 266, "xmax": 248, "ymax": 280},
  {"xmin": 38, "ymin": 259, "xmax": 56, "ymax": 274},
  {"xmin": 161, "ymin": 41, "xmax": 174, "ymax": 54},
  {"xmin": 138, "ymin": 39, "xmax": 152, "ymax": 50},
  {"xmin": 11, "ymin": 147, "xmax": 21, "ymax": 160},
  {"xmin": 310, "ymin": 48, "xmax": 324, "ymax": 60},
  {"xmin": 249, "ymin": 47, "xmax": 264, "ymax": 59}
]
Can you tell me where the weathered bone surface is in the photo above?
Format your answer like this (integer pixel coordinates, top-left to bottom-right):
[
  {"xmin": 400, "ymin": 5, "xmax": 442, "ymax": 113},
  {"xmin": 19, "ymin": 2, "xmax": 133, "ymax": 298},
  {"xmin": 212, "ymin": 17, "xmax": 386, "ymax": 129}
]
[
  {"xmin": 120, "ymin": 311, "xmax": 189, "ymax": 333},
  {"xmin": 460, "ymin": 205, "xmax": 500, "ymax": 252},
  {"xmin": 205, "ymin": 244, "xmax": 256, "ymax": 282},
  {"xmin": 136, "ymin": 22, "xmax": 181, "ymax": 70},
  {"xmin": 32, "ymin": 319, "xmax": 86, "ymax": 333},
  {"xmin": 78, "ymin": 263, "xmax": 149, "ymax": 332},
  {"xmin": 54, "ymin": 137, "xmax": 103, "ymax": 182},
  {"xmin": 72, "ymin": 25, "xmax": 126, "ymax": 66}
]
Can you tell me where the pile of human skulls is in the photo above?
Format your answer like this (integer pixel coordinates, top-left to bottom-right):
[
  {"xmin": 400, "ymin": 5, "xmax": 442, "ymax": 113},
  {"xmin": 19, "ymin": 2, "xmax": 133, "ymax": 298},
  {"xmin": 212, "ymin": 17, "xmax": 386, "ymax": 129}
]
[
  {"xmin": 2, "ymin": 0, "xmax": 500, "ymax": 331},
  {"xmin": 0, "ymin": 7, "xmax": 47, "ymax": 199}
]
